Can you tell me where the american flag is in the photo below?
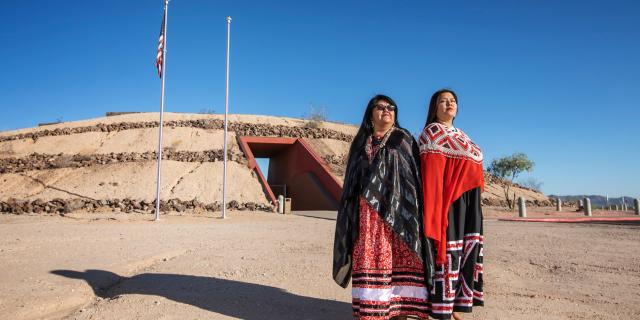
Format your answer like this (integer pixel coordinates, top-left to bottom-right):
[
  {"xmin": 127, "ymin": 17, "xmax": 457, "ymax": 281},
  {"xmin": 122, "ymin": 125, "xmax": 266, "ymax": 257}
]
[{"xmin": 156, "ymin": 12, "xmax": 166, "ymax": 78}]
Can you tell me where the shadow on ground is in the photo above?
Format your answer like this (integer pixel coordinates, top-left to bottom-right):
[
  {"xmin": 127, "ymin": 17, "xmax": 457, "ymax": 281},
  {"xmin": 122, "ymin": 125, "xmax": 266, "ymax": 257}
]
[
  {"xmin": 579, "ymin": 220, "xmax": 640, "ymax": 226},
  {"xmin": 292, "ymin": 211, "xmax": 337, "ymax": 221},
  {"xmin": 51, "ymin": 269, "xmax": 350, "ymax": 319}
]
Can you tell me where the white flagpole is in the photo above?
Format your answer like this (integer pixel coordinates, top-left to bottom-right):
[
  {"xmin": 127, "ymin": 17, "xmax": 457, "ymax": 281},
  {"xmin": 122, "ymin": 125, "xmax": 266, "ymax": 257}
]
[
  {"xmin": 221, "ymin": 16, "xmax": 232, "ymax": 219},
  {"xmin": 155, "ymin": 0, "xmax": 169, "ymax": 222}
]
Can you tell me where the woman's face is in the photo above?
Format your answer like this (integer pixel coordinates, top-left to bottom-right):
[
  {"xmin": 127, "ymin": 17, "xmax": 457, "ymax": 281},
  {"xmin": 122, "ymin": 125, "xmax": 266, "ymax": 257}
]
[
  {"xmin": 436, "ymin": 92, "xmax": 457, "ymax": 123},
  {"xmin": 371, "ymin": 100, "xmax": 396, "ymax": 129}
]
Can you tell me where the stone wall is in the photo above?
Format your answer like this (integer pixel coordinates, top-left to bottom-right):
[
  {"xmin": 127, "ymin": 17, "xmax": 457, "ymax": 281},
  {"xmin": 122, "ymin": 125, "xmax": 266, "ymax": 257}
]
[
  {"xmin": 481, "ymin": 197, "xmax": 552, "ymax": 207},
  {"xmin": 0, "ymin": 198, "xmax": 274, "ymax": 215},
  {"xmin": 0, "ymin": 149, "xmax": 247, "ymax": 174},
  {"xmin": 0, "ymin": 120, "xmax": 354, "ymax": 143}
]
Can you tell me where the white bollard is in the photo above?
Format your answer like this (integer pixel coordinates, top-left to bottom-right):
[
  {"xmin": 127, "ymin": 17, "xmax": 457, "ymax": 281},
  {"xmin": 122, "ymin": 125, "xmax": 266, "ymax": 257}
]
[
  {"xmin": 518, "ymin": 197, "xmax": 526, "ymax": 218},
  {"xmin": 583, "ymin": 197, "xmax": 592, "ymax": 217},
  {"xmin": 556, "ymin": 198, "xmax": 562, "ymax": 211},
  {"xmin": 277, "ymin": 195, "xmax": 284, "ymax": 214}
]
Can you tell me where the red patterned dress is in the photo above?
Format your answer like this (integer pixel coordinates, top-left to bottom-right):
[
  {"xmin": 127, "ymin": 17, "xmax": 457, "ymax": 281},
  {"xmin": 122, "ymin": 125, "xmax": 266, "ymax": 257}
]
[{"xmin": 351, "ymin": 135, "xmax": 430, "ymax": 319}]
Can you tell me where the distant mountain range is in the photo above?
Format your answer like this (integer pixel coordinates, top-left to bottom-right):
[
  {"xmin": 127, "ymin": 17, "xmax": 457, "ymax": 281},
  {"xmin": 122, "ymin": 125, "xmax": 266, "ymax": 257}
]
[{"xmin": 548, "ymin": 195, "xmax": 638, "ymax": 207}]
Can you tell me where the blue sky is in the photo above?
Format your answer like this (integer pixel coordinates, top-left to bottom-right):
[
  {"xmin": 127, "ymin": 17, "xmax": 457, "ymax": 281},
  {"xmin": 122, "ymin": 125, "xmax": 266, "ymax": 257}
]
[{"xmin": 0, "ymin": 0, "xmax": 638, "ymax": 197}]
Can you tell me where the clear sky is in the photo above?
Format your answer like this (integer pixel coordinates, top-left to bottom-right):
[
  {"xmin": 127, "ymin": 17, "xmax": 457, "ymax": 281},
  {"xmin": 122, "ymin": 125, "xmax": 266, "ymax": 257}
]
[{"xmin": 1, "ymin": 0, "xmax": 638, "ymax": 197}]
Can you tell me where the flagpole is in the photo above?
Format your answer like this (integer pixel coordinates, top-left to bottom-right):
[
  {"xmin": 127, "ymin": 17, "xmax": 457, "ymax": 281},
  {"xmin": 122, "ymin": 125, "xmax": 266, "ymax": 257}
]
[
  {"xmin": 155, "ymin": 0, "xmax": 169, "ymax": 222},
  {"xmin": 221, "ymin": 16, "xmax": 231, "ymax": 219}
]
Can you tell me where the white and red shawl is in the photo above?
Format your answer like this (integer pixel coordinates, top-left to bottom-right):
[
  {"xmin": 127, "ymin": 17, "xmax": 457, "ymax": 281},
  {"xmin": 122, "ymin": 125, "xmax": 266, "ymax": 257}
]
[{"xmin": 419, "ymin": 122, "xmax": 484, "ymax": 264}]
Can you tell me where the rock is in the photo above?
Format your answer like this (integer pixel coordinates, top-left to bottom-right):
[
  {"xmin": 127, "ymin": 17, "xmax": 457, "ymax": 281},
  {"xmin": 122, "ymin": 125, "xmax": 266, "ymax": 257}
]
[{"xmin": 64, "ymin": 199, "xmax": 85, "ymax": 213}]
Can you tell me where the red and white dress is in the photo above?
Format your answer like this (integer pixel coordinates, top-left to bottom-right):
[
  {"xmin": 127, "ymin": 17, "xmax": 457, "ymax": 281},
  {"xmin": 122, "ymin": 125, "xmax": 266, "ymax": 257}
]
[
  {"xmin": 419, "ymin": 123, "xmax": 484, "ymax": 319},
  {"xmin": 351, "ymin": 136, "xmax": 430, "ymax": 320}
]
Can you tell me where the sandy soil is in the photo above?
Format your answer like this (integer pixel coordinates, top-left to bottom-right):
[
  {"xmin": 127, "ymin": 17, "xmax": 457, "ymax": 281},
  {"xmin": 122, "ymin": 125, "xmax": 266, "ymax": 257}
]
[
  {"xmin": 482, "ymin": 183, "xmax": 549, "ymax": 203},
  {"xmin": 1, "ymin": 209, "xmax": 638, "ymax": 320},
  {"xmin": 0, "ymin": 129, "xmax": 240, "ymax": 158},
  {"xmin": 0, "ymin": 161, "xmax": 269, "ymax": 204},
  {"xmin": 305, "ymin": 138, "xmax": 350, "ymax": 159},
  {"xmin": 0, "ymin": 112, "xmax": 356, "ymax": 207}
]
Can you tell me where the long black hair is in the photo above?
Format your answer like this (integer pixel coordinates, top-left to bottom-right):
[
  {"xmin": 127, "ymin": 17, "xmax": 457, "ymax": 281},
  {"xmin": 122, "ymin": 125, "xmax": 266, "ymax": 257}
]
[
  {"xmin": 347, "ymin": 94, "xmax": 400, "ymax": 161},
  {"xmin": 425, "ymin": 89, "xmax": 458, "ymax": 127}
]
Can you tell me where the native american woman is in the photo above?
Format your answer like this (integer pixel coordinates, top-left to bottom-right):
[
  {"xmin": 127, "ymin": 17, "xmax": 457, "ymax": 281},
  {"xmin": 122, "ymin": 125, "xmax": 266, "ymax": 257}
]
[
  {"xmin": 419, "ymin": 89, "xmax": 484, "ymax": 320},
  {"xmin": 333, "ymin": 94, "xmax": 435, "ymax": 320}
]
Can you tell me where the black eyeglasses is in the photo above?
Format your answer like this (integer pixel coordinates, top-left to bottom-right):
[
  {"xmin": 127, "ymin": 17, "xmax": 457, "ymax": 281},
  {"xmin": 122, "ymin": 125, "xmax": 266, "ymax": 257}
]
[{"xmin": 374, "ymin": 104, "xmax": 396, "ymax": 112}]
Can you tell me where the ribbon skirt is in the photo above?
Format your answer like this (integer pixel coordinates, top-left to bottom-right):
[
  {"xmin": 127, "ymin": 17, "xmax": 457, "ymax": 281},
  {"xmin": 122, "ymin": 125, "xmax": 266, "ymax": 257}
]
[
  {"xmin": 351, "ymin": 197, "xmax": 430, "ymax": 320},
  {"xmin": 429, "ymin": 187, "xmax": 484, "ymax": 320}
]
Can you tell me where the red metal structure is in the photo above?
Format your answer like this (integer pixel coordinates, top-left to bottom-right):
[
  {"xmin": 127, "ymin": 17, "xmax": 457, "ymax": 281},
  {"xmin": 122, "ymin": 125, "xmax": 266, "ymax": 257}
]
[{"xmin": 238, "ymin": 136, "xmax": 342, "ymax": 211}]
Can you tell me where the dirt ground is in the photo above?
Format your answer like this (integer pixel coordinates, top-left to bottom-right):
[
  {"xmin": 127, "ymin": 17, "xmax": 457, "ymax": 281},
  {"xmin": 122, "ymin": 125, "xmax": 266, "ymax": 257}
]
[{"xmin": 1, "ymin": 209, "xmax": 639, "ymax": 320}]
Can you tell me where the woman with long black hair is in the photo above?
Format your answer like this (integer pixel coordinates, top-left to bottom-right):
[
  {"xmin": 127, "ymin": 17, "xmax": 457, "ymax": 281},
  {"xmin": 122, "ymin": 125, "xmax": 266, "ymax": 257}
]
[
  {"xmin": 419, "ymin": 89, "xmax": 484, "ymax": 320},
  {"xmin": 333, "ymin": 94, "xmax": 434, "ymax": 320}
]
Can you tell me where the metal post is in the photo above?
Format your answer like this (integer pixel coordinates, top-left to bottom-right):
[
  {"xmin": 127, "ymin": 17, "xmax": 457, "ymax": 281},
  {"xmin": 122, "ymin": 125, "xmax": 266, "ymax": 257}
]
[
  {"xmin": 518, "ymin": 197, "xmax": 526, "ymax": 218},
  {"xmin": 634, "ymin": 199, "xmax": 639, "ymax": 215},
  {"xmin": 556, "ymin": 197, "xmax": 562, "ymax": 212},
  {"xmin": 221, "ymin": 16, "xmax": 232, "ymax": 219},
  {"xmin": 154, "ymin": 0, "xmax": 169, "ymax": 222},
  {"xmin": 583, "ymin": 197, "xmax": 591, "ymax": 217}
]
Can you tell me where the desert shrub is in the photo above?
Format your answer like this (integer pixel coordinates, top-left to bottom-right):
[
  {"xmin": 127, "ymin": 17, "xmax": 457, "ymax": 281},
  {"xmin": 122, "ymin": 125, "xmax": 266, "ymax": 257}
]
[{"xmin": 304, "ymin": 104, "xmax": 327, "ymax": 128}]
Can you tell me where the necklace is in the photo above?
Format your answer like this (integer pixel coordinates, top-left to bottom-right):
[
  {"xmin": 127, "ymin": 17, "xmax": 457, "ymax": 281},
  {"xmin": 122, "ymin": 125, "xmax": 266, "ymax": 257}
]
[{"xmin": 365, "ymin": 126, "xmax": 395, "ymax": 161}]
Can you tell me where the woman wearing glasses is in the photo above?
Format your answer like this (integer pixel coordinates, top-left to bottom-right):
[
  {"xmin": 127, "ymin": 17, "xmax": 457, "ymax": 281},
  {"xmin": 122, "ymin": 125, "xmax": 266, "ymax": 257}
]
[
  {"xmin": 419, "ymin": 89, "xmax": 484, "ymax": 320},
  {"xmin": 333, "ymin": 94, "xmax": 434, "ymax": 320}
]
